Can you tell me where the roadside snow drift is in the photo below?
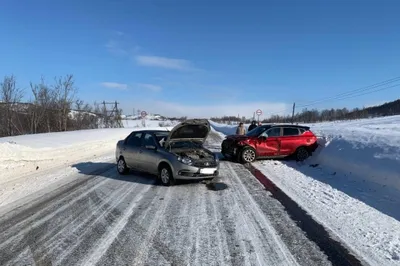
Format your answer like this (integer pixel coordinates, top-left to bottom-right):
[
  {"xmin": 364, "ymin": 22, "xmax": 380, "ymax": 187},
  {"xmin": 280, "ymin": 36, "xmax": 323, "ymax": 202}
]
[
  {"xmin": 306, "ymin": 116, "xmax": 400, "ymax": 191},
  {"xmin": 210, "ymin": 116, "xmax": 400, "ymax": 265}
]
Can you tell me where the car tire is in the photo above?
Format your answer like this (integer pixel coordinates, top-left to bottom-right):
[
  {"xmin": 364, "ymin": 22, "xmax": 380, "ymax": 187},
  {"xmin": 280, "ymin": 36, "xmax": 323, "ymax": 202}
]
[
  {"xmin": 117, "ymin": 157, "xmax": 129, "ymax": 175},
  {"xmin": 158, "ymin": 165, "xmax": 176, "ymax": 186},
  {"xmin": 295, "ymin": 147, "xmax": 310, "ymax": 161},
  {"xmin": 240, "ymin": 147, "xmax": 256, "ymax": 163}
]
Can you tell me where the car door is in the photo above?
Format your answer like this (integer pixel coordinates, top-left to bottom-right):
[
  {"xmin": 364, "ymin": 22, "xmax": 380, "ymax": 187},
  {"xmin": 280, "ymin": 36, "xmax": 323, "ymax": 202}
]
[
  {"xmin": 279, "ymin": 127, "xmax": 301, "ymax": 156},
  {"xmin": 135, "ymin": 133, "xmax": 160, "ymax": 174},
  {"xmin": 123, "ymin": 132, "xmax": 143, "ymax": 168},
  {"xmin": 256, "ymin": 127, "xmax": 281, "ymax": 157}
]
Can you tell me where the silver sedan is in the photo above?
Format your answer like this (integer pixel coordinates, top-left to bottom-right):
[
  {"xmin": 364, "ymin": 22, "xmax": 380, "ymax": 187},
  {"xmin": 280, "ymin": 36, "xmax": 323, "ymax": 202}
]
[{"xmin": 115, "ymin": 119, "xmax": 220, "ymax": 186}]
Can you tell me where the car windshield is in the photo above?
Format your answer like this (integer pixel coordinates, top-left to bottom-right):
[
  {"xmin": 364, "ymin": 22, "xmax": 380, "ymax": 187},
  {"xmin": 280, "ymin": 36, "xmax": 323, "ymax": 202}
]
[
  {"xmin": 154, "ymin": 131, "xmax": 169, "ymax": 142},
  {"xmin": 246, "ymin": 125, "xmax": 271, "ymax": 137}
]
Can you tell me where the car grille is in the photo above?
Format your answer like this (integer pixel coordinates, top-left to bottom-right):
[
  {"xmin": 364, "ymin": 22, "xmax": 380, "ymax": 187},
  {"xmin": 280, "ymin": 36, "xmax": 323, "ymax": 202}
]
[{"xmin": 193, "ymin": 160, "xmax": 217, "ymax": 168}]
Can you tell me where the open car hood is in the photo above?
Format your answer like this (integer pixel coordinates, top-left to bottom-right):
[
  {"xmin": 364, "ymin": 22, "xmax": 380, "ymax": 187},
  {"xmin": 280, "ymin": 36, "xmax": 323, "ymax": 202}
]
[{"xmin": 165, "ymin": 119, "xmax": 210, "ymax": 146}]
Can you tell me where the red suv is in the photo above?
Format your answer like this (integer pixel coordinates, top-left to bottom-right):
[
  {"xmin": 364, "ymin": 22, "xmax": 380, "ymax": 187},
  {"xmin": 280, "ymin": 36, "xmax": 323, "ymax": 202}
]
[{"xmin": 221, "ymin": 124, "xmax": 318, "ymax": 163}]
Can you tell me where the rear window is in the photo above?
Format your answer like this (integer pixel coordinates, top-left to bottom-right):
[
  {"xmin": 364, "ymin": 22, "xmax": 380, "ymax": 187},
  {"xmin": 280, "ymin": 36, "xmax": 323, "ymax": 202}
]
[{"xmin": 283, "ymin": 127, "xmax": 300, "ymax": 136}]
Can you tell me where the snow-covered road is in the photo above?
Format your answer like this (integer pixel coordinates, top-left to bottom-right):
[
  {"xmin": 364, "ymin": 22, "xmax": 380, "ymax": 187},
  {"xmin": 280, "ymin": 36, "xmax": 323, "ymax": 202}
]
[{"xmin": 0, "ymin": 133, "xmax": 331, "ymax": 266}]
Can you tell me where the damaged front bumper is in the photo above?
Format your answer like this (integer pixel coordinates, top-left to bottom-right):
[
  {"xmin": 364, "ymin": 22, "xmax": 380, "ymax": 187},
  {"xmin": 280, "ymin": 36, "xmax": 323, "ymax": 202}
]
[{"xmin": 174, "ymin": 164, "xmax": 219, "ymax": 180}]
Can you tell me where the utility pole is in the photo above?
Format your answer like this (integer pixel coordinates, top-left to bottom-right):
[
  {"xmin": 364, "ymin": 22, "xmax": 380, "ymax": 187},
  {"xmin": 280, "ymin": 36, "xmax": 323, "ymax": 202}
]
[
  {"xmin": 102, "ymin": 101, "xmax": 107, "ymax": 114},
  {"xmin": 291, "ymin": 102, "xmax": 296, "ymax": 124},
  {"xmin": 101, "ymin": 101, "xmax": 123, "ymax": 128}
]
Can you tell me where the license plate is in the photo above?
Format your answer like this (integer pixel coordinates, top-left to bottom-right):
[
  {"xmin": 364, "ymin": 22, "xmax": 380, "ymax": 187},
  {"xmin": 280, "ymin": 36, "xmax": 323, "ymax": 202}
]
[{"xmin": 200, "ymin": 168, "xmax": 215, "ymax": 174}]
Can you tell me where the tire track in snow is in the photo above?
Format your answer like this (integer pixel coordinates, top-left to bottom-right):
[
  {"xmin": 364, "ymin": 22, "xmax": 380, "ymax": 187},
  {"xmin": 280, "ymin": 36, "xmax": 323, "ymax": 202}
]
[
  {"xmin": 0, "ymin": 172, "xmax": 109, "ymax": 237},
  {"xmin": 233, "ymin": 163, "xmax": 333, "ymax": 266},
  {"xmin": 0, "ymin": 176, "xmax": 112, "ymax": 263},
  {"xmin": 52, "ymin": 183, "xmax": 142, "ymax": 264},
  {"xmin": 0, "ymin": 168, "xmax": 156, "ymax": 266},
  {"xmin": 224, "ymin": 162, "xmax": 299, "ymax": 265},
  {"xmin": 202, "ymin": 188, "xmax": 229, "ymax": 264},
  {"xmin": 78, "ymin": 184, "xmax": 152, "ymax": 266},
  {"xmin": 24, "ymin": 183, "xmax": 129, "ymax": 265},
  {"xmin": 131, "ymin": 187, "xmax": 172, "ymax": 265}
]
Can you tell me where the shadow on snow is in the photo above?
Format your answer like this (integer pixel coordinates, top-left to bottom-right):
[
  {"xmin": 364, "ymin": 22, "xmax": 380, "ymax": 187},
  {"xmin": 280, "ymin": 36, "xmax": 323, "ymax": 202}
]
[{"xmin": 72, "ymin": 161, "xmax": 228, "ymax": 191}]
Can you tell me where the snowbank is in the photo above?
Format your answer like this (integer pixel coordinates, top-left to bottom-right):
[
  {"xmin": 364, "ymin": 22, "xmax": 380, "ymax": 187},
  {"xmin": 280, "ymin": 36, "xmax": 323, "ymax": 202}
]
[
  {"xmin": 306, "ymin": 116, "xmax": 400, "ymax": 190},
  {"xmin": 122, "ymin": 119, "xmax": 179, "ymax": 128},
  {"xmin": 209, "ymin": 121, "xmax": 243, "ymax": 136},
  {"xmin": 254, "ymin": 160, "xmax": 400, "ymax": 265}
]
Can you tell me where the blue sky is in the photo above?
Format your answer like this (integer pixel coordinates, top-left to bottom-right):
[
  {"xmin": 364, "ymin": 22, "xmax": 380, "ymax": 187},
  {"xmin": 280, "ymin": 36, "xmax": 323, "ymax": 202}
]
[{"xmin": 1, "ymin": 0, "xmax": 400, "ymax": 118}]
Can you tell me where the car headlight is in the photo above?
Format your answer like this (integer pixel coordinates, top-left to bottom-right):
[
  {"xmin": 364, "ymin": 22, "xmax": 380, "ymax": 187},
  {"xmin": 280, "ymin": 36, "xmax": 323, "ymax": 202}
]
[{"xmin": 177, "ymin": 156, "xmax": 193, "ymax": 165}]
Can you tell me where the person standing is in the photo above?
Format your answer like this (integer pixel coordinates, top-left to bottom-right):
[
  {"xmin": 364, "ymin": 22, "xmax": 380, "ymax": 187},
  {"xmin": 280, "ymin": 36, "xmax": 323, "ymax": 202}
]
[
  {"xmin": 236, "ymin": 122, "xmax": 247, "ymax": 135},
  {"xmin": 248, "ymin": 120, "xmax": 257, "ymax": 131}
]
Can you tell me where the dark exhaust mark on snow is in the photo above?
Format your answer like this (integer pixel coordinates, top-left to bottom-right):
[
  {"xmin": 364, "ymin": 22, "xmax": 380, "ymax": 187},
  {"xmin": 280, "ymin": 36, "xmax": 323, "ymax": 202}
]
[{"xmin": 245, "ymin": 163, "xmax": 363, "ymax": 266}]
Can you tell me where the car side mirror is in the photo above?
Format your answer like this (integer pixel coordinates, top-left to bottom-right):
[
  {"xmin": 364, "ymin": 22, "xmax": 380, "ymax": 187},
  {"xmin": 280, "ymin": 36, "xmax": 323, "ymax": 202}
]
[{"xmin": 145, "ymin": 145, "xmax": 157, "ymax": 151}]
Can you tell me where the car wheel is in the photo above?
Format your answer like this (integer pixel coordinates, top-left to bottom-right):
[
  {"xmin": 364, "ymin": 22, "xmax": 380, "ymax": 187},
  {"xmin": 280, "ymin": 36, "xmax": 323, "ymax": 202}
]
[
  {"xmin": 117, "ymin": 157, "xmax": 129, "ymax": 175},
  {"xmin": 158, "ymin": 165, "xmax": 175, "ymax": 186},
  {"xmin": 240, "ymin": 147, "xmax": 256, "ymax": 163},
  {"xmin": 296, "ymin": 147, "xmax": 310, "ymax": 161}
]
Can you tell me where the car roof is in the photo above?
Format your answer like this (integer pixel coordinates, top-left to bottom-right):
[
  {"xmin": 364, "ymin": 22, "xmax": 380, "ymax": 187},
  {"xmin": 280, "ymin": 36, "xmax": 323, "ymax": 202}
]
[{"xmin": 270, "ymin": 124, "xmax": 310, "ymax": 130}]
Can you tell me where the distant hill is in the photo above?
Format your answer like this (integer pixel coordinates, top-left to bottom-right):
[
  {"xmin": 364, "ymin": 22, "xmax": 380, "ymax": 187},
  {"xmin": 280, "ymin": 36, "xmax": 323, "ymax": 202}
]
[
  {"xmin": 211, "ymin": 98, "xmax": 400, "ymax": 124},
  {"xmin": 359, "ymin": 99, "xmax": 400, "ymax": 117}
]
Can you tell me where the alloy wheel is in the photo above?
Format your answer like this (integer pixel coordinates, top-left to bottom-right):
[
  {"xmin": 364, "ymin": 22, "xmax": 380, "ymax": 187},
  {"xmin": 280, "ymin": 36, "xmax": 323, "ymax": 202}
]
[
  {"xmin": 117, "ymin": 158, "xmax": 128, "ymax": 174},
  {"xmin": 160, "ymin": 168, "xmax": 170, "ymax": 184},
  {"xmin": 296, "ymin": 147, "xmax": 309, "ymax": 161},
  {"xmin": 243, "ymin": 149, "xmax": 256, "ymax": 163}
]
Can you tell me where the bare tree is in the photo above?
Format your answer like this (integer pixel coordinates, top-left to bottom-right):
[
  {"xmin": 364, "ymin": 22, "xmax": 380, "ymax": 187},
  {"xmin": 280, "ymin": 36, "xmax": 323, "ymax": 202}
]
[
  {"xmin": 30, "ymin": 77, "xmax": 57, "ymax": 133},
  {"xmin": 53, "ymin": 74, "xmax": 76, "ymax": 131},
  {"xmin": 0, "ymin": 75, "xmax": 24, "ymax": 136}
]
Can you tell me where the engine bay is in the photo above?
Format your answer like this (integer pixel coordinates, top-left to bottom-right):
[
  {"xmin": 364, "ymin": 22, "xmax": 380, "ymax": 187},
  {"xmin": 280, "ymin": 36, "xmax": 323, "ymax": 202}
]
[{"xmin": 173, "ymin": 148, "xmax": 214, "ymax": 161}]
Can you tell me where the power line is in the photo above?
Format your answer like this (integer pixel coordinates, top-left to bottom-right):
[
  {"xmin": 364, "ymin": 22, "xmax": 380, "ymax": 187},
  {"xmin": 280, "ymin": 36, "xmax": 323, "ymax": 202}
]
[
  {"xmin": 296, "ymin": 76, "xmax": 400, "ymax": 108},
  {"xmin": 298, "ymin": 83, "xmax": 400, "ymax": 109},
  {"xmin": 262, "ymin": 75, "xmax": 400, "ymax": 119}
]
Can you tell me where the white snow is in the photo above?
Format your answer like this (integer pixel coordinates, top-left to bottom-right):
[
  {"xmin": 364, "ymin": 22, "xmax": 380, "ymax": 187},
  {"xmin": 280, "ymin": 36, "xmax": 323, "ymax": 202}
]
[
  {"xmin": 211, "ymin": 116, "xmax": 400, "ymax": 265},
  {"xmin": 0, "ymin": 119, "xmax": 174, "ymax": 209},
  {"xmin": 122, "ymin": 118, "xmax": 179, "ymax": 128}
]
